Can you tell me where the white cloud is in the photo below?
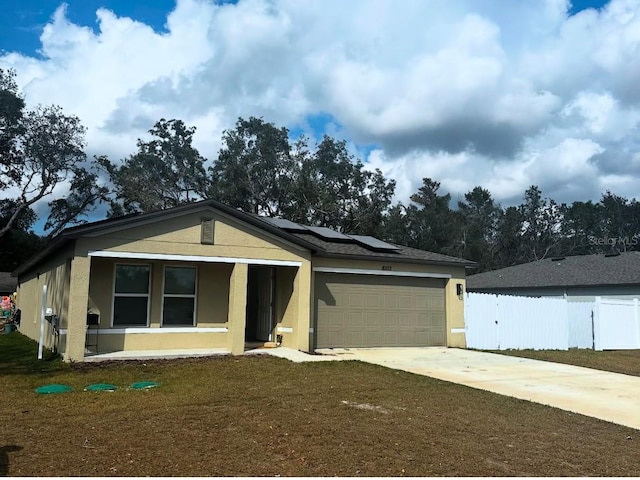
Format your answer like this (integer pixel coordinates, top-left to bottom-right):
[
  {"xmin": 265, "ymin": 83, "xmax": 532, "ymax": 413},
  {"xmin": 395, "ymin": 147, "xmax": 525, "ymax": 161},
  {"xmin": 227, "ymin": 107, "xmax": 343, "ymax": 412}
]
[{"xmin": 1, "ymin": 0, "xmax": 640, "ymax": 218}]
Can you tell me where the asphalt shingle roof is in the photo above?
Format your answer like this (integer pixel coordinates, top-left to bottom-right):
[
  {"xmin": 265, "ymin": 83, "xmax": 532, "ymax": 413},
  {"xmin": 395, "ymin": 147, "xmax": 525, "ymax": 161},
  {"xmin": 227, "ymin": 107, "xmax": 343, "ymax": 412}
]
[
  {"xmin": 14, "ymin": 199, "xmax": 476, "ymax": 276},
  {"xmin": 467, "ymin": 252, "xmax": 640, "ymax": 290},
  {"xmin": 290, "ymin": 232, "xmax": 472, "ymax": 266}
]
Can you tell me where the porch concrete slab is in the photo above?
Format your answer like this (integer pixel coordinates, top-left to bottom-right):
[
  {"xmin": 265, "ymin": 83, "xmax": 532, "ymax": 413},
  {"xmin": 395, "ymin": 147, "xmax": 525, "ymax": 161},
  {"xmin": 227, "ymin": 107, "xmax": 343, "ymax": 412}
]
[
  {"xmin": 83, "ymin": 348, "xmax": 230, "ymax": 362},
  {"xmin": 316, "ymin": 347, "xmax": 640, "ymax": 431},
  {"xmin": 244, "ymin": 347, "xmax": 348, "ymax": 363}
]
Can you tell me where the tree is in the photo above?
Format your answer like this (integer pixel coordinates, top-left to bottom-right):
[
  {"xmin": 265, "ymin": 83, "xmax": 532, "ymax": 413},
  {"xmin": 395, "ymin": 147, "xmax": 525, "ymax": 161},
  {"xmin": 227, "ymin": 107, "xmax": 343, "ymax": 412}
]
[
  {"xmin": 209, "ymin": 117, "xmax": 296, "ymax": 216},
  {"xmin": 0, "ymin": 200, "xmax": 44, "ymax": 271},
  {"xmin": 0, "ymin": 68, "xmax": 108, "ymax": 239},
  {"xmin": 0, "ymin": 106, "xmax": 104, "ymax": 238},
  {"xmin": 405, "ymin": 178, "xmax": 460, "ymax": 254},
  {"xmin": 209, "ymin": 118, "xmax": 396, "ymax": 235},
  {"xmin": 560, "ymin": 200, "xmax": 603, "ymax": 255},
  {"xmin": 598, "ymin": 191, "xmax": 640, "ymax": 252},
  {"xmin": 0, "ymin": 69, "xmax": 25, "ymax": 173},
  {"xmin": 101, "ymin": 119, "xmax": 208, "ymax": 215},
  {"xmin": 494, "ymin": 205, "xmax": 525, "ymax": 267},
  {"xmin": 518, "ymin": 186, "xmax": 564, "ymax": 261},
  {"xmin": 300, "ymin": 135, "xmax": 395, "ymax": 234},
  {"xmin": 44, "ymin": 166, "xmax": 109, "ymax": 238},
  {"xmin": 457, "ymin": 186, "xmax": 502, "ymax": 270},
  {"xmin": 382, "ymin": 203, "xmax": 412, "ymax": 246}
]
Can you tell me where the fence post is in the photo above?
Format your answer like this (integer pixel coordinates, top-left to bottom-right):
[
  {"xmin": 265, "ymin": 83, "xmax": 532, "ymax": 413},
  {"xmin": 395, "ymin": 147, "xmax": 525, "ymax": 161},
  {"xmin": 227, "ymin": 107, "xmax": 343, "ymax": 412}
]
[
  {"xmin": 634, "ymin": 298, "xmax": 639, "ymax": 349},
  {"xmin": 495, "ymin": 294, "xmax": 500, "ymax": 350},
  {"xmin": 593, "ymin": 296, "xmax": 602, "ymax": 351},
  {"xmin": 464, "ymin": 293, "xmax": 468, "ymax": 345}
]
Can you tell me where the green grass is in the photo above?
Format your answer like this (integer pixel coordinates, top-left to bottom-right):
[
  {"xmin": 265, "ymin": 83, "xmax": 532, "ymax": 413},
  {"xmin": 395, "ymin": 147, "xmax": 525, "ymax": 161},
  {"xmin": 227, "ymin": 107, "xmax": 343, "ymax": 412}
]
[
  {"xmin": 489, "ymin": 348, "xmax": 640, "ymax": 377},
  {"xmin": 1, "ymin": 332, "xmax": 640, "ymax": 476},
  {"xmin": 0, "ymin": 331, "xmax": 66, "ymax": 375}
]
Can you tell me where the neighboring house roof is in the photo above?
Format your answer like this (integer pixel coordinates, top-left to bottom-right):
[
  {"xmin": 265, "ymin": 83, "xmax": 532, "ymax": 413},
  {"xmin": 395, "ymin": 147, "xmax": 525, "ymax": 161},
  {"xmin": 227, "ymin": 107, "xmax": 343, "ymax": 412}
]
[
  {"xmin": 0, "ymin": 272, "xmax": 17, "ymax": 293},
  {"xmin": 14, "ymin": 199, "xmax": 475, "ymax": 277},
  {"xmin": 467, "ymin": 252, "xmax": 640, "ymax": 290}
]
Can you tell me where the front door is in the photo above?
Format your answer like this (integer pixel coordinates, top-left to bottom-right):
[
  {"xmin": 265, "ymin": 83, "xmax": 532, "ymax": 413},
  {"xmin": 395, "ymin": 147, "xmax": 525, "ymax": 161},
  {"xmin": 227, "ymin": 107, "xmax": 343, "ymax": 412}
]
[{"xmin": 246, "ymin": 266, "xmax": 275, "ymax": 342}]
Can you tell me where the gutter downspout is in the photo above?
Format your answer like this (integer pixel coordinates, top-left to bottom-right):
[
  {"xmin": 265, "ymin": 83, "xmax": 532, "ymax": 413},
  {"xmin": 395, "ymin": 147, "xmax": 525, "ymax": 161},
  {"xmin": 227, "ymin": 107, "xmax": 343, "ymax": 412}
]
[{"xmin": 38, "ymin": 284, "xmax": 47, "ymax": 360}]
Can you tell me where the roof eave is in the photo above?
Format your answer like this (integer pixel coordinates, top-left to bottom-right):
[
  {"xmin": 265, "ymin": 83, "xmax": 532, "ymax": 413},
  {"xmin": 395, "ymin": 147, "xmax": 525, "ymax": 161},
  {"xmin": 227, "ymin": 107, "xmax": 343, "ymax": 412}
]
[{"xmin": 313, "ymin": 251, "xmax": 476, "ymax": 268}]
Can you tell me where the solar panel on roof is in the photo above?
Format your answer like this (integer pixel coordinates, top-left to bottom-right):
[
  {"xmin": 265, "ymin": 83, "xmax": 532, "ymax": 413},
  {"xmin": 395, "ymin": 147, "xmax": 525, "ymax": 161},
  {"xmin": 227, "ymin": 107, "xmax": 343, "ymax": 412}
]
[
  {"xmin": 349, "ymin": 235, "xmax": 401, "ymax": 252},
  {"xmin": 259, "ymin": 217, "xmax": 309, "ymax": 232},
  {"xmin": 306, "ymin": 226, "xmax": 352, "ymax": 241}
]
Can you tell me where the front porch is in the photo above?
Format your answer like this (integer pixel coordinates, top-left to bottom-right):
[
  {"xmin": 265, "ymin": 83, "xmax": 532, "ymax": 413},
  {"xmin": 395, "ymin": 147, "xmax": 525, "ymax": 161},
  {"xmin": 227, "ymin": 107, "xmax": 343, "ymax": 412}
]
[
  {"xmin": 82, "ymin": 345, "xmax": 341, "ymax": 363},
  {"xmin": 59, "ymin": 251, "xmax": 311, "ymax": 362}
]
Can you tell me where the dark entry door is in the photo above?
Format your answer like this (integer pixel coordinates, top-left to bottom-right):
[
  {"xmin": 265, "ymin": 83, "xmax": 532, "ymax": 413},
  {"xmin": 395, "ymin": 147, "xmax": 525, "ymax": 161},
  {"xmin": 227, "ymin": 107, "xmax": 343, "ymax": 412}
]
[{"xmin": 246, "ymin": 266, "xmax": 275, "ymax": 342}]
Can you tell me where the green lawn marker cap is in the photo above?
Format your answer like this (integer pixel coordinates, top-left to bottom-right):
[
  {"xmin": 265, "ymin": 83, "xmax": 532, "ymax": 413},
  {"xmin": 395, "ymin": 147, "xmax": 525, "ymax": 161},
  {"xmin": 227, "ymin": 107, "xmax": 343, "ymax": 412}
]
[
  {"xmin": 130, "ymin": 381, "xmax": 160, "ymax": 390},
  {"xmin": 85, "ymin": 383, "xmax": 117, "ymax": 392},
  {"xmin": 35, "ymin": 384, "xmax": 73, "ymax": 394}
]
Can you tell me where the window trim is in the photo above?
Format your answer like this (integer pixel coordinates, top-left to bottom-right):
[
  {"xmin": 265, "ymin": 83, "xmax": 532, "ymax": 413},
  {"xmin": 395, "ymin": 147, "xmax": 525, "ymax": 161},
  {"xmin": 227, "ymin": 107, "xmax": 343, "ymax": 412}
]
[
  {"xmin": 111, "ymin": 263, "xmax": 152, "ymax": 328},
  {"xmin": 161, "ymin": 265, "xmax": 198, "ymax": 327}
]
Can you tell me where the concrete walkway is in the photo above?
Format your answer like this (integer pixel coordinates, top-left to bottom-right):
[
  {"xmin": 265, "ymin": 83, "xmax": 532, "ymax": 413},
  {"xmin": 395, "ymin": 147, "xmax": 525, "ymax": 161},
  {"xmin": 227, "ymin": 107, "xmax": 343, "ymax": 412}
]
[{"xmin": 315, "ymin": 347, "xmax": 640, "ymax": 431}]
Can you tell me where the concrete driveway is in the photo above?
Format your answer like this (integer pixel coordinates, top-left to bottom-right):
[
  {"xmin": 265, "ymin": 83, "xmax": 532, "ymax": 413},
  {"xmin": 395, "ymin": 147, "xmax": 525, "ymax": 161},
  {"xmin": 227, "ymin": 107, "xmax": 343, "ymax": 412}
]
[{"xmin": 315, "ymin": 347, "xmax": 640, "ymax": 431}]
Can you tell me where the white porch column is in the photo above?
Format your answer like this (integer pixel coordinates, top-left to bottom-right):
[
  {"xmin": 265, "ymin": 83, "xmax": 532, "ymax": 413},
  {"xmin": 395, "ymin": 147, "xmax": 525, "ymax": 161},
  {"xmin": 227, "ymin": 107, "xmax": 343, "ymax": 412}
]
[
  {"xmin": 227, "ymin": 262, "xmax": 248, "ymax": 355},
  {"xmin": 64, "ymin": 255, "xmax": 91, "ymax": 362}
]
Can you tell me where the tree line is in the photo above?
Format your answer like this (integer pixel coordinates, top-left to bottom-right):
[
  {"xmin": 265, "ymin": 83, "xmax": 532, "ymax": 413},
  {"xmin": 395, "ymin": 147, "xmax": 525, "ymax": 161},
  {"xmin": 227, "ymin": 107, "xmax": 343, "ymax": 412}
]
[{"xmin": 1, "ymin": 68, "xmax": 638, "ymax": 272}]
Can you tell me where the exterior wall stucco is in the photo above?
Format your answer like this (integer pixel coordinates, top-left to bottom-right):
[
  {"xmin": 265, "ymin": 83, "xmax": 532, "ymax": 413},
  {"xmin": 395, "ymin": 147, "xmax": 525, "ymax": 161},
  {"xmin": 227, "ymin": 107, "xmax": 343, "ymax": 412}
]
[
  {"xmin": 81, "ymin": 211, "xmax": 310, "ymax": 263},
  {"xmin": 227, "ymin": 262, "xmax": 248, "ymax": 354},
  {"xmin": 65, "ymin": 252, "xmax": 91, "ymax": 361},
  {"xmin": 294, "ymin": 261, "xmax": 312, "ymax": 351},
  {"xmin": 83, "ymin": 331, "xmax": 229, "ymax": 352},
  {"xmin": 15, "ymin": 243, "xmax": 74, "ymax": 352}
]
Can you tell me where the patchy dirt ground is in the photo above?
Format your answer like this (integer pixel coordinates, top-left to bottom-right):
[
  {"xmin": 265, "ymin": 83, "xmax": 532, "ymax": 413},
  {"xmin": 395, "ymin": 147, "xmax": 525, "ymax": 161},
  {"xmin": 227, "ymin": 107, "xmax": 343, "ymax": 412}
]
[
  {"xmin": 492, "ymin": 348, "xmax": 640, "ymax": 377},
  {"xmin": 2, "ymin": 334, "xmax": 640, "ymax": 476}
]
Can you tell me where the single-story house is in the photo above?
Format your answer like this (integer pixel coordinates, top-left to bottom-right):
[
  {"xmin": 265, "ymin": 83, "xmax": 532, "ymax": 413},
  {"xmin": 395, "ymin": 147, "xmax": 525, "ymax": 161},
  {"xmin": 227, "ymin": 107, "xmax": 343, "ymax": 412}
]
[
  {"xmin": 13, "ymin": 199, "xmax": 475, "ymax": 362},
  {"xmin": 467, "ymin": 251, "xmax": 640, "ymax": 301}
]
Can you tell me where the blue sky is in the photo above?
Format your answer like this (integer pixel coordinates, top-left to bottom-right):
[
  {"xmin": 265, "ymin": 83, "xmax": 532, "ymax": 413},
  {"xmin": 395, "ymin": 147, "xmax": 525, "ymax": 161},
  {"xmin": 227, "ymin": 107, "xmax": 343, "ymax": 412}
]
[
  {"xmin": 1, "ymin": 1, "xmax": 175, "ymax": 56},
  {"xmin": 0, "ymin": 0, "xmax": 609, "ymax": 58},
  {"xmin": 2, "ymin": 0, "xmax": 638, "ymax": 235}
]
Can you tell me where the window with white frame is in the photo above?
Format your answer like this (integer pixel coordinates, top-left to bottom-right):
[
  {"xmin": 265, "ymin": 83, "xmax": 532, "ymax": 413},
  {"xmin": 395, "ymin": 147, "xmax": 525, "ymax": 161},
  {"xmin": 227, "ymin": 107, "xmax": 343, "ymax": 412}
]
[
  {"xmin": 113, "ymin": 264, "xmax": 151, "ymax": 326},
  {"xmin": 162, "ymin": 266, "xmax": 197, "ymax": 326}
]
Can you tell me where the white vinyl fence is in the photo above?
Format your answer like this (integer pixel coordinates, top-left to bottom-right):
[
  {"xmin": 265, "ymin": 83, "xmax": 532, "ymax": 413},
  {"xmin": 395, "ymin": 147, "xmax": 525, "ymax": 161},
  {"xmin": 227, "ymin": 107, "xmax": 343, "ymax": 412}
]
[
  {"xmin": 568, "ymin": 301, "xmax": 595, "ymax": 348},
  {"xmin": 464, "ymin": 293, "xmax": 639, "ymax": 350},
  {"xmin": 594, "ymin": 297, "xmax": 640, "ymax": 350}
]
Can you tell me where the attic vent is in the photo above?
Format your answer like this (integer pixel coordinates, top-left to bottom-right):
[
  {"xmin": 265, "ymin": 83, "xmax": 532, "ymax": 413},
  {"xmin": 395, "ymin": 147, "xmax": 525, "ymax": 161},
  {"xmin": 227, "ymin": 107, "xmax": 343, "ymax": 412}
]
[
  {"xmin": 550, "ymin": 256, "xmax": 565, "ymax": 261},
  {"xmin": 201, "ymin": 218, "xmax": 215, "ymax": 245}
]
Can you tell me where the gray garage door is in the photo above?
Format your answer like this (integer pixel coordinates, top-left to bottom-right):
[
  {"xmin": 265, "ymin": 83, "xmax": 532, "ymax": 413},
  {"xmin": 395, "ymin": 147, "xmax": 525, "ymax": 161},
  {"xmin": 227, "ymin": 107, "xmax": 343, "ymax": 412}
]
[{"xmin": 315, "ymin": 273, "xmax": 446, "ymax": 348}]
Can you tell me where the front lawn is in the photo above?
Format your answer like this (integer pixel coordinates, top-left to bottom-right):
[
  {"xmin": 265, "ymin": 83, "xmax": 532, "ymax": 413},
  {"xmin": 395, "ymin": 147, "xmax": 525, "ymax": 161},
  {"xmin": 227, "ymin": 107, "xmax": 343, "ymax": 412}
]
[
  {"xmin": 1, "ymin": 332, "xmax": 639, "ymax": 476},
  {"xmin": 490, "ymin": 348, "xmax": 640, "ymax": 377}
]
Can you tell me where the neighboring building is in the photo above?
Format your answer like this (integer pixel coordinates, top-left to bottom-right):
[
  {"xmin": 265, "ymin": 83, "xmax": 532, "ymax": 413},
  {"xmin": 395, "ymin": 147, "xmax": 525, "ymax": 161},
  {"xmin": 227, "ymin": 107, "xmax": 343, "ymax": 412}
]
[
  {"xmin": 467, "ymin": 252, "xmax": 640, "ymax": 301},
  {"xmin": 0, "ymin": 272, "xmax": 17, "ymax": 297},
  {"xmin": 13, "ymin": 199, "xmax": 475, "ymax": 362}
]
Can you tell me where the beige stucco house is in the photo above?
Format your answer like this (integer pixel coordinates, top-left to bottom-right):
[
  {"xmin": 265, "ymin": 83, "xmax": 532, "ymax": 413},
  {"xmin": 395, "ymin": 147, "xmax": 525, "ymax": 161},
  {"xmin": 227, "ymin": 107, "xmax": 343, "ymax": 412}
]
[{"xmin": 13, "ymin": 200, "xmax": 475, "ymax": 362}]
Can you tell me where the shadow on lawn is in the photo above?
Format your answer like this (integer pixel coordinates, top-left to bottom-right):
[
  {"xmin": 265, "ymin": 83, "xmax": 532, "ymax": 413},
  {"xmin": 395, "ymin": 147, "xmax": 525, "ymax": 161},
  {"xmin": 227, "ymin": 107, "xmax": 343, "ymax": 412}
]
[
  {"xmin": 0, "ymin": 332, "xmax": 66, "ymax": 375},
  {"xmin": 0, "ymin": 445, "xmax": 23, "ymax": 477}
]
